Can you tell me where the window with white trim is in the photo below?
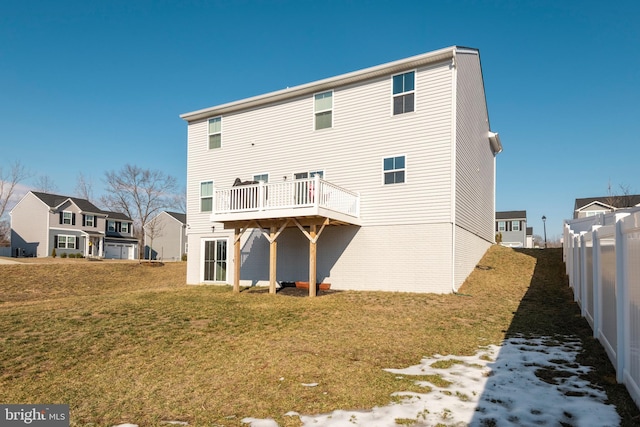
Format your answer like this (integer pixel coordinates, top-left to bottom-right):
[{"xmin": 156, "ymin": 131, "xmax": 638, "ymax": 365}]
[
  {"xmin": 121, "ymin": 222, "xmax": 130, "ymax": 234},
  {"xmin": 208, "ymin": 117, "xmax": 222, "ymax": 149},
  {"xmin": 62, "ymin": 211, "xmax": 73, "ymax": 225},
  {"xmin": 107, "ymin": 221, "xmax": 116, "ymax": 232},
  {"xmin": 253, "ymin": 173, "xmax": 269, "ymax": 183},
  {"xmin": 201, "ymin": 181, "xmax": 213, "ymax": 212},
  {"xmin": 497, "ymin": 221, "xmax": 506, "ymax": 232},
  {"xmin": 383, "ymin": 156, "xmax": 405, "ymax": 184},
  {"xmin": 85, "ymin": 215, "xmax": 94, "ymax": 227},
  {"xmin": 314, "ymin": 91, "xmax": 333, "ymax": 130},
  {"xmin": 57, "ymin": 235, "xmax": 76, "ymax": 249},
  {"xmin": 392, "ymin": 71, "xmax": 415, "ymax": 115},
  {"xmin": 512, "ymin": 221, "xmax": 520, "ymax": 231}
]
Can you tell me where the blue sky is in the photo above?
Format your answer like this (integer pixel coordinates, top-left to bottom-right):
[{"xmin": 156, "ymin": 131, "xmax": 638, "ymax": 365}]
[{"xmin": 1, "ymin": 0, "xmax": 638, "ymax": 239}]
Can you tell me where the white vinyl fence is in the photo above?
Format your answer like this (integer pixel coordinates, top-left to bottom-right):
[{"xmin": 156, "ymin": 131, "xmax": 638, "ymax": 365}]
[{"xmin": 564, "ymin": 209, "xmax": 640, "ymax": 408}]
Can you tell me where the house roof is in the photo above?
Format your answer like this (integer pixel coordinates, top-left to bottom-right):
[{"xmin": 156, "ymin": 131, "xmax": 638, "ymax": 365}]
[
  {"xmin": 180, "ymin": 46, "xmax": 473, "ymax": 123},
  {"xmin": 31, "ymin": 191, "xmax": 103, "ymax": 214},
  {"xmin": 165, "ymin": 211, "xmax": 186, "ymax": 224},
  {"xmin": 103, "ymin": 211, "xmax": 133, "ymax": 221},
  {"xmin": 574, "ymin": 195, "xmax": 640, "ymax": 211},
  {"xmin": 496, "ymin": 210, "xmax": 527, "ymax": 220}
]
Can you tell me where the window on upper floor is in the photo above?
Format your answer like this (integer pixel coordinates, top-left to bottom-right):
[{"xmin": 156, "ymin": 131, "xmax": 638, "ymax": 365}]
[
  {"xmin": 512, "ymin": 221, "xmax": 521, "ymax": 232},
  {"xmin": 253, "ymin": 173, "xmax": 269, "ymax": 183},
  {"xmin": 61, "ymin": 211, "xmax": 74, "ymax": 225},
  {"xmin": 497, "ymin": 221, "xmax": 506, "ymax": 232},
  {"xmin": 107, "ymin": 220, "xmax": 116, "ymax": 232},
  {"xmin": 121, "ymin": 222, "xmax": 130, "ymax": 233},
  {"xmin": 383, "ymin": 156, "xmax": 405, "ymax": 184},
  {"xmin": 84, "ymin": 215, "xmax": 95, "ymax": 227},
  {"xmin": 314, "ymin": 91, "xmax": 333, "ymax": 130},
  {"xmin": 392, "ymin": 71, "xmax": 415, "ymax": 115},
  {"xmin": 208, "ymin": 117, "xmax": 222, "ymax": 149},
  {"xmin": 201, "ymin": 181, "xmax": 213, "ymax": 212}
]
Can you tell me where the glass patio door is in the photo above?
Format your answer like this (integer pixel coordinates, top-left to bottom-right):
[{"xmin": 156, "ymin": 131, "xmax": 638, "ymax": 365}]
[{"xmin": 203, "ymin": 239, "xmax": 227, "ymax": 282}]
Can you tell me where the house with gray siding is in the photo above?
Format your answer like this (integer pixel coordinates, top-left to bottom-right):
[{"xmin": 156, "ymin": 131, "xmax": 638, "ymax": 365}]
[
  {"xmin": 144, "ymin": 211, "xmax": 187, "ymax": 261},
  {"xmin": 180, "ymin": 46, "xmax": 502, "ymax": 294},
  {"xmin": 10, "ymin": 191, "xmax": 138, "ymax": 259},
  {"xmin": 496, "ymin": 210, "xmax": 528, "ymax": 248},
  {"xmin": 573, "ymin": 195, "xmax": 640, "ymax": 219}
]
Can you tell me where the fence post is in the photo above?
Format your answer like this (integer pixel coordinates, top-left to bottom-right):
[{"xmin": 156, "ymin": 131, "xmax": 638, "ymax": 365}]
[
  {"xmin": 579, "ymin": 232, "xmax": 589, "ymax": 317},
  {"xmin": 592, "ymin": 225, "xmax": 602, "ymax": 339},
  {"xmin": 615, "ymin": 213, "xmax": 630, "ymax": 383},
  {"xmin": 313, "ymin": 174, "xmax": 320, "ymax": 208},
  {"xmin": 259, "ymin": 181, "xmax": 265, "ymax": 211}
]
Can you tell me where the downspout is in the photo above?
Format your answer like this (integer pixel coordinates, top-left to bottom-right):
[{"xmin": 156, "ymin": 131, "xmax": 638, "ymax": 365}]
[{"xmin": 450, "ymin": 49, "xmax": 458, "ymax": 293}]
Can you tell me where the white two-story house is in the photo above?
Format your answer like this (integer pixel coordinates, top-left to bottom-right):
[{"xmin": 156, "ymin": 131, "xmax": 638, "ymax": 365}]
[{"xmin": 181, "ymin": 46, "xmax": 502, "ymax": 295}]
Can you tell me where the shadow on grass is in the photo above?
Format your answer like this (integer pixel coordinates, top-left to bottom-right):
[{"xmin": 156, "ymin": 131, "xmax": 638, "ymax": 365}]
[{"xmin": 470, "ymin": 248, "xmax": 639, "ymax": 426}]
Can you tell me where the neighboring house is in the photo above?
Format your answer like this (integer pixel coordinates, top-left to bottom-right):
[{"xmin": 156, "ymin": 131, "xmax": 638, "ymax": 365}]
[
  {"xmin": 180, "ymin": 46, "xmax": 502, "ymax": 294},
  {"xmin": 495, "ymin": 211, "xmax": 528, "ymax": 248},
  {"xmin": 144, "ymin": 211, "xmax": 187, "ymax": 261},
  {"xmin": 10, "ymin": 191, "xmax": 138, "ymax": 259},
  {"xmin": 573, "ymin": 195, "xmax": 640, "ymax": 219}
]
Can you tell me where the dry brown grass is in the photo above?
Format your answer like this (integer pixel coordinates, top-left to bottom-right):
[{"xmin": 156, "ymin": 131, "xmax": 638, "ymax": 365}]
[{"xmin": 0, "ymin": 248, "xmax": 637, "ymax": 426}]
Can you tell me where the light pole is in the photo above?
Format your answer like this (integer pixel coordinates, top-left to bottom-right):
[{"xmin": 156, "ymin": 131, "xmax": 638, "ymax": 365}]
[{"xmin": 542, "ymin": 215, "xmax": 547, "ymax": 248}]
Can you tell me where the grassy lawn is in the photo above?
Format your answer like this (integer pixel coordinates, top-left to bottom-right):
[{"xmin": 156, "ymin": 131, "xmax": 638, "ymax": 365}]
[{"xmin": 0, "ymin": 248, "xmax": 638, "ymax": 426}]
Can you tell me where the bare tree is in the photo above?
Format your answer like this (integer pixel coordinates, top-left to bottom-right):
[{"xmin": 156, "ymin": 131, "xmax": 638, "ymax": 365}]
[
  {"xmin": 100, "ymin": 164, "xmax": 178, "ymax": 242},
  {"xmin": 0, "ymin": 161, "xmax": 30, "ymax": 244},
  {"xmin": 75, "ymin": 172, "xmax": 94, "ymax": 202},
  {"xmin": 33, "ymin": 175, "xmax": 58, "ymax": 194},
  {"xmin": 144, "ymin": 215, "xmax": 165, "ymax": 261},
  {"xmin": 605, "ymin": 180, "xmax": 633, "ymax": 209},
  {"xmin": 170, "ymin": 187, "xmax": 187, "ymax": 214}
]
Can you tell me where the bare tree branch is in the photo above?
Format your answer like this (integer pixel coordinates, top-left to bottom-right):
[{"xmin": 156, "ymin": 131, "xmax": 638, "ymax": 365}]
[
  {"xmin": 75, "ymin": 172, "xmax": 95, "ymax": 202},
  {"xmin": 33, "ymin": 175, "xmax": 58, "ymax": 194},
  {"xmin": 0, "ymin": 161, "xmax": 30, "ymax": 245},
  {"xmin": 100, "ymin": 164, "xmax": 178, "ymax": 240},
  {"xmin": 0, "ymin": 161, "xmax": 30, "ymax": 218}
]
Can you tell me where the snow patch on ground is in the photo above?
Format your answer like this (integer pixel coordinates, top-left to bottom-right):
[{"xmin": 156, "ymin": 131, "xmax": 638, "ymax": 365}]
[{"xmin": 242, "ymin": 336, "xmax": 620, "ymax": 426}]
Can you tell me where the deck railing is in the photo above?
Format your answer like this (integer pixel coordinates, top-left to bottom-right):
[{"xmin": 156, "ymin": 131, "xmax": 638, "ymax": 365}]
[{"xmin": 213, "ymin": 176, "xmax": 359, "ymax": 218}]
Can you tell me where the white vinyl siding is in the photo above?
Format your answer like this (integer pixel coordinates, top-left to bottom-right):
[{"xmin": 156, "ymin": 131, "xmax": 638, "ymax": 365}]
[
  {"xmin": 454, "ymin": 52, "xmax": 496, "ymax": 244},
  {"xmin": 183, "ymin": 50, "xmax": 497, "ymax": 293},
  {"xmin": 185, "ymin": 60, "xmax": 453, "ymax": 230}
]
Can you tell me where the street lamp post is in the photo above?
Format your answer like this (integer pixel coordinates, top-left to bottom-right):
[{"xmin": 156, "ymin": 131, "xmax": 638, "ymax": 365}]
[{"xmin": 542, "ymin": 215, "xmax": 547, "ymax": 248}]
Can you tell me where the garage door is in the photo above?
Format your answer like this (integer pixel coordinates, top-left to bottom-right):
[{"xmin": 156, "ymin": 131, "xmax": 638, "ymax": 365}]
[{"xmin": 104, "ymin": 243, "xmax": 134, "ymax": 260}]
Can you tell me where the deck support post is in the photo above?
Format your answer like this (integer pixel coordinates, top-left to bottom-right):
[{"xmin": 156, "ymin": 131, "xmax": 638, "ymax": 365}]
[
  {"xmin": 234, "ymin": 228, "xmax": 241, "ymax": 293},
  {"xmin": 269, "ymin": 225, "xmax": 277, "ymax": 294},
  {"xmin": 309, "ymin": 224, "xmax": 317, "ymax": 297}
]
